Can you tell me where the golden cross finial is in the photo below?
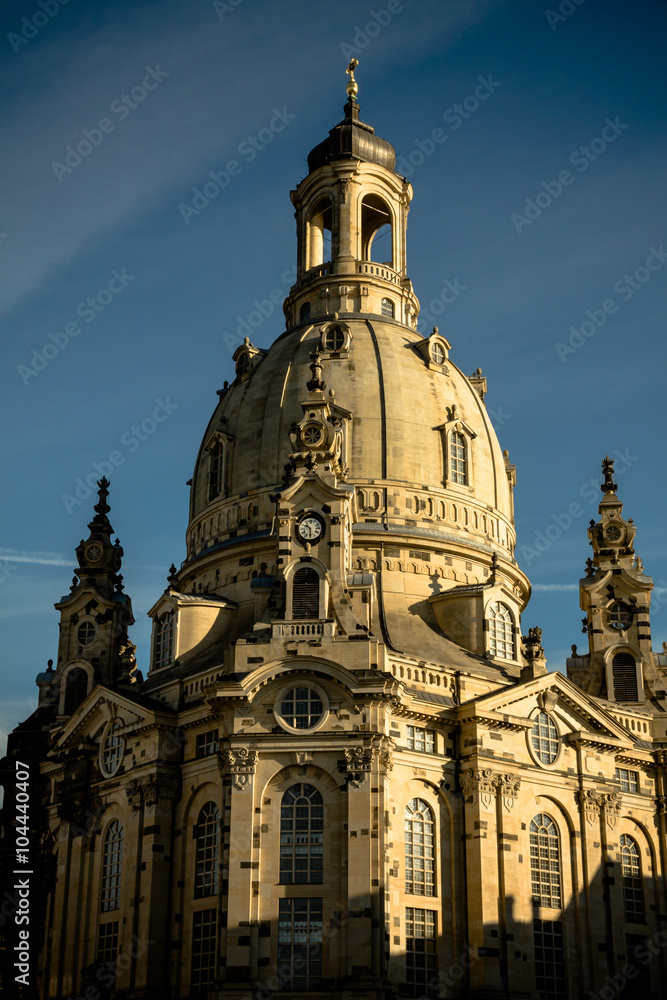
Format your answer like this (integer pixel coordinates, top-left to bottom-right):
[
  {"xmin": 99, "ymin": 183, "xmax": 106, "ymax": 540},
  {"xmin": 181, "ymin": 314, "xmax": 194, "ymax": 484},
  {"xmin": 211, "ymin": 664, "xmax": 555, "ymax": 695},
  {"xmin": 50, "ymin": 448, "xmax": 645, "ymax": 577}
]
[{"xmin": 346, "ymin": 58, "xmax": 359, "ymax": 100}]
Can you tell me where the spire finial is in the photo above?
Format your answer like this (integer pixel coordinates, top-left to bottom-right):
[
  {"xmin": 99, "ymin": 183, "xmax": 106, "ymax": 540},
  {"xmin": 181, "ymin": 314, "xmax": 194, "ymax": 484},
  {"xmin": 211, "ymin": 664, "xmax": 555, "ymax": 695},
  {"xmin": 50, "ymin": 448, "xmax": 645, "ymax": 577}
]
[
  {"xmin": 346, "ymin": 58, "xmax": 359, "ymax": 100},
  {"xmin": 601, "ymin": 455, "xmax": 617, "ymax": 494},
  {"xmin": 94, "ymin": 476, "xmax": 111, "ymax": 515}
]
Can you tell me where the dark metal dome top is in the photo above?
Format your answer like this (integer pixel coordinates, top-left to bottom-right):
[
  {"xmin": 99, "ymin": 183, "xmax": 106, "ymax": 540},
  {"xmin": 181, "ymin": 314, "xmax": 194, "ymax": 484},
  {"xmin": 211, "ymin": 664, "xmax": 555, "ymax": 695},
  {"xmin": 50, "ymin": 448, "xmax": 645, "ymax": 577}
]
[{"xmin": 307, "ymin": 99, "xmax": 397, "ymax": 173}]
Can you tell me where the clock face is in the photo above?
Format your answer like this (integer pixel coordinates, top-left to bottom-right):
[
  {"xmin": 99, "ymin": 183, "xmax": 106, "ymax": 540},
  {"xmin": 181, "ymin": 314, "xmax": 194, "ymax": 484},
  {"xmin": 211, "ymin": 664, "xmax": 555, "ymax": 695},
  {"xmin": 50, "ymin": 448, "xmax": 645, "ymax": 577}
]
[
  {"xmin": 297, "ymin": 515, "xmax": 324, "ymax": 542},
  {"xmin": 86, "ymin": 543, "xmax": 103, "ymax": 563}
]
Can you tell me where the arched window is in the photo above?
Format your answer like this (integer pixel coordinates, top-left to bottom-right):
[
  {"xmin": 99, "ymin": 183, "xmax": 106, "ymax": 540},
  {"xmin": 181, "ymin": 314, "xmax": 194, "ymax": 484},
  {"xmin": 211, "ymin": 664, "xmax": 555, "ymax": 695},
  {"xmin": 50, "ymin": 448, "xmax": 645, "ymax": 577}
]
[
  {"xmin": 361, "ymin": 194, "xmax": 393, "ymax": 266},
  {"xmin": 208, "ymin": 442, "xmax": 224, "ymax": 501},
  {"xmin": 529, "ymin": 814, "xmax": 561, "ymax": 908},
  {"xmin": 381, "ymin": 298, "xmax": 394, "ymax": 318},
  {"xmin": 101, "ymin": 821, "xmax": 123, "ymax": 912},
  {"xmin": 280, "ymin": 783, "xmax": 323, "ymax": 884},
  {"xmin": 299, "ymin": 301, "xmax": 311, "ymax": 324},
  {"xmin": 102, "ymin": 721, "xmax": 124, "ymax": 776},
  {"xmin": 612, "ymin": 653, "xmax": 639, "ymax": 701},
  {"xmin": 449, "ymin": 432, "xmax": 467, "ymax": 485},
  {"xmin": 404, "ymin": 798, "xmax": 435, "ymax": 896},
  {"xmin": 63, "ymin": 667, "xmax": 89, "ymax": 714},
  {"xmin": 621, "ymin": 834, "xmax": 645, "ymax": 924},
  {"xmin": 195, "ymin": 803, "xmax": 220, "ymax": 898},
  {"xmin": 292, "ymin": 567, "xmax": 320, "ymax": 619},
  {"xmin": 488, "ymin": 602, "xmax": 514, "ymax": 659},
  {"xmin": 154, "ymin": 611, "xmax": 174, "ymax": 668}
]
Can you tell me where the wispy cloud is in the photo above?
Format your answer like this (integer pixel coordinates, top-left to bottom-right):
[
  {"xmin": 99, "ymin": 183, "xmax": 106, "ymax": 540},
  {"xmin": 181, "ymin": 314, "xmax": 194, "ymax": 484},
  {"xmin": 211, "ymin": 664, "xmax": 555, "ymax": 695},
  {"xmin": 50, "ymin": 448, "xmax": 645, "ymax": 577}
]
[{"xmin": 0, "ymin": 548, "xmax": 71, "ymax": 566}]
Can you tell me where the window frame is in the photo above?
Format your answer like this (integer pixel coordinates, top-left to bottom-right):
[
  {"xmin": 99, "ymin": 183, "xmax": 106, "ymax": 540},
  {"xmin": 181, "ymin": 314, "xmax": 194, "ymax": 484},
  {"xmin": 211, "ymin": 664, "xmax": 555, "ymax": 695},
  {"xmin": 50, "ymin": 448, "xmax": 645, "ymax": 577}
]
[
  {"xmin": 101, "ymin": 820, "xmax": 124, "ymax": 913},
  {"xmin": 405, "ymin": 907, "xmax": 437, "ymax": 997},
  {"xmin": 194, "ymin": 802, "xmax": 220, "ymax": 899},
  {"xmin": 404, "ymin": 798, "xmax": 436, "ymax": 897},
  {"xmin": 529, "ymin": 813, "xmax": 562, "ymax": 909},
  {"xmin": 620, "ymin": 834, "xmax": 645, "ymax": 924},
  {"xmin": 529, "ymin": 712, "xmax": 561, "ymax": 768},
  {"xmin": 275, "ymin": 682, "xmax": 329, "ymax": 734},
  {"xmin": 487, "ymin": 601, "xmax": 516, "ymax": 661},
  {"xmin": 279, "ymin": 783, "xmax": 324, "ymax": 885},
  {"xmin": 153, "ymin": 609, "xmax": 175, "ymax": 670},
  {"xmin": 100, "ymin": 720, "xmax": 124, "ymax": 778},
  {"xmin": 277, "ymin": 897, "xmax": 323, "ymax": 991}
]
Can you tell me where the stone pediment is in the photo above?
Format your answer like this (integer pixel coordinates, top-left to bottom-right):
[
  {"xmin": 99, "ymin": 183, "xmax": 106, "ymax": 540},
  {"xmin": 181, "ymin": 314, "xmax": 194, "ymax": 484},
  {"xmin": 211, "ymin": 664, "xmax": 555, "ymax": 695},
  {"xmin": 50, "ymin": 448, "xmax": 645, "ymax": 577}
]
[
  {"xmin": 49, "ymin": 685, "xmax": 172, "ymax": 754},
  {"xmin": 456, "ymin": 670, "xmax": 635, "ymax": 749}
]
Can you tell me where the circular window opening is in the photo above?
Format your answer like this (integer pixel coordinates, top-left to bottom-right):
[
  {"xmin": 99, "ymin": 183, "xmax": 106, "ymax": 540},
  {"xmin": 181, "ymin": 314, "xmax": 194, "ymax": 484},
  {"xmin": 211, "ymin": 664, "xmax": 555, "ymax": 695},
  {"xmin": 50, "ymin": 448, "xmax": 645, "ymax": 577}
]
[
  {"xmin": 323, "ymin": 326, "xmax": 345, "ymax": 351},
  {"xmin": 101, "ymin": 721, "xmax": 124, "ymax": 776},
  {"xmin": 431, "ymin": 341, "xmax": 445, "ymax": 365},
  {"xmin": 280, "ymin": 686, "xmax": 324, "ymax": 730},
  {"xmin": 78, "ymin": 621, "xmax": 96, "ymax": 646},
  {"xmin": 530, "ymin": 712, "xmax": 560, "ymax": 765},
  {"xmin": 302, "ymin": 424, "xmax": 324, "ymax": 447},
  {"xmin": 608, "ymin": 602, "xmax": 632, "ymax": 630},
  {"xmin": 605, "ymin": 524, "xmax": 622, "ymax": 540}
]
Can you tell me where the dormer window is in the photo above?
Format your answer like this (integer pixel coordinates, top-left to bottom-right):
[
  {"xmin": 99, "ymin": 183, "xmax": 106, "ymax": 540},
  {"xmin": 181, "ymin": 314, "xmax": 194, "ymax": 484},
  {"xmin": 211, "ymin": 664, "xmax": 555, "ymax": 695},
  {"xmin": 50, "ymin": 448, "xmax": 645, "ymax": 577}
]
[
  {"xmin": 381, "ymin": 298, "xmax": 394, "ymax": 318},
  {"xmin": 487, "ymin": 602, "xmax": 514, "ymax": 659},
  {"xmin": 154, "ymin": 611, "xmax": 175, "ymax": 669},
  {"xmin": 208, "ymin": 441, "xmax": 224, "ymax": 501},
  {"xmin": 449, "ymin": 432, "xmax": 467, "ymax": 485},
  {"xmin": 323, "ymin": 325, "xmax": 345, "ymax": 351},
  {"xmin": 299, "ymin": 302, "xmax": 311, "ymax": 324},
  {"xmin": 431, "ymin": 341, "xmax": 446, "ymax": 365}
]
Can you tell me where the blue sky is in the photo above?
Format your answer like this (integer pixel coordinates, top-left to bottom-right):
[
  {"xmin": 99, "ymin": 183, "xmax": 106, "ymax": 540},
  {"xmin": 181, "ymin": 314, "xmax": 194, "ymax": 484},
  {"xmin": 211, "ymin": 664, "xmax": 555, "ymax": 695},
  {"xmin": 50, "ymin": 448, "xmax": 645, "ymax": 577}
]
[{"xmin": 2, "ymin": 0, "xmax": 666, "ymax": 750}]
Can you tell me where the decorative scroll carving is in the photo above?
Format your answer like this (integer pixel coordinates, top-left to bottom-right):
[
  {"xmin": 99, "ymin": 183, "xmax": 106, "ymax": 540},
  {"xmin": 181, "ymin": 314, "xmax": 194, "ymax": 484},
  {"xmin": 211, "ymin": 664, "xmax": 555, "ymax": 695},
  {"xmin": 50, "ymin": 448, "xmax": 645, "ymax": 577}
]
[
  {"xmin": 577, "ymin": 788, "xmax": 602, "ymax": 826},
  {"xmin": 345, "ymin": 747, "xmax": 374, "ymax": 787},
  {"xmin": 461, "ymin": 768, "xmax": 496, "ymax": 809},
  {"xmin": 601, "ymin": 791, "xmax": 622, "ymax": 828},
  {"xmin": 223, "ymin": 747, "xmax": 258, "ymax": 790},
  {"xmin": 496, "ymin": 772, "xmax": 521, "ymax": 812},
  {"xmin": 125, "ymin": 773, "xmax": 180, "ymax": 814},
  {"xmin": 293, "ymin": 751, "xmax": 312, "ymax": 765},
  {"xmin": 380, "ymin": 750, "xmax": 394, "ymax": 773}
]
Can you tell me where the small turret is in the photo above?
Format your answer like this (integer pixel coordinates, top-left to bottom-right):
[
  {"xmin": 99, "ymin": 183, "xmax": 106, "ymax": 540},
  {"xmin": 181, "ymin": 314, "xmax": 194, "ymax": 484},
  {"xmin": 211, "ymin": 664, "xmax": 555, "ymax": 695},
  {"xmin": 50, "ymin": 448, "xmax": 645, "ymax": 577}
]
[
  {"xmin": 567, "ymin": 458, "xmax": 667, "ymax": 707},
  {"xmin": 51, "ymin": 479, "xmax": 135, "ymax": 713}
]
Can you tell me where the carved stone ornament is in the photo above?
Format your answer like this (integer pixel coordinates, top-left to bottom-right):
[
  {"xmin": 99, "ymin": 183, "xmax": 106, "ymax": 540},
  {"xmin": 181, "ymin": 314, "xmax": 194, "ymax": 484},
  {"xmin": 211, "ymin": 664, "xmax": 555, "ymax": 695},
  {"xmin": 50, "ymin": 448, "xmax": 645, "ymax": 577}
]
[
  {"xmin": 576, "ymin": 788, "xmax": 602, "ymax": 826},
  {"xmin": 293, "ymin": 751, "xmax": 312, "ymax": 765},
  {"xmin": 496, "ymin": 772, "xmax": 521, "ymax": 812},
  {"xmin": 345, "ymin": 746, "xmax": 374, "ymax": 787},
  {"xmin": 601, "ymin": 791, "xmax": 622, "ymax": 828},
  {"xmin": 461, "ymin": 768, "xmax": 495, "ymax": 809},
  {"xmin": 224, "ymin": 747, "xmax": 259, "ymax": 790},
  {"xmin": 125, "ymin": 774, "xmax": 180, "ymax": 814}
]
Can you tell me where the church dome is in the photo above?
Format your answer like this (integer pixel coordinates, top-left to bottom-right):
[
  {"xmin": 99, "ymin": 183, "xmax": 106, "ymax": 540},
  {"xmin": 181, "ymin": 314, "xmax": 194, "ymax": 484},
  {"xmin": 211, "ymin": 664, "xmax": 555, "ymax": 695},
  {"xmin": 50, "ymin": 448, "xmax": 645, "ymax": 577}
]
[{"xmin": 168, "ymin": 83, "xmax": 529, "ymax": 673}]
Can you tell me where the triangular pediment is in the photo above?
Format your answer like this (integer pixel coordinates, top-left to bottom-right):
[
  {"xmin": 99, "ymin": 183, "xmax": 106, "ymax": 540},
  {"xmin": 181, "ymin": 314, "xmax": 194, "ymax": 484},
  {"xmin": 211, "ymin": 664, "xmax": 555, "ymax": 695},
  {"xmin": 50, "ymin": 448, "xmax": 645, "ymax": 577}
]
[
  {"xmin": 457, "ymin": 670, "xmax": 634, "ymax": 747},
  {"xmin": 50, "ymin": 684, "xmax": 172, "ymax": 754}
]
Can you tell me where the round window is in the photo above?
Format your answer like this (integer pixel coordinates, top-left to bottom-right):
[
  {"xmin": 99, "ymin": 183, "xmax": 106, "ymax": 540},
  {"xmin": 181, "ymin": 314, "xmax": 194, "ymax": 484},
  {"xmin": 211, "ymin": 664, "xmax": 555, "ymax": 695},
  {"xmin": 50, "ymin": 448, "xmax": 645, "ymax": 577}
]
[
  {"xmin": 78, "ymin": 621, "xmax": 96, "ymax": 645},
  {"xmin": 608, "ymin": 602, "xmax": 632, "ymax": 630},
  {"xmin": 302, "ymin": 424, "xmax": 324, "ymax": 447},
  {"xmin": 431, "ymin": 341, "xmax": 446, "ymax": 365},
  {"xmin": 278, "ymin": 685, "xmax": 326, "ymax": 731},
  {"xmin": 323, "ymin": 326, "xmax": 345, "ymax": 351},
  {"xmin": 529, "ymin": 712, "xmax": 560, "ymax": 766},
  {"xmin": 101, "ymin": 721, "xmax": 124, "ymax": 776}
]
